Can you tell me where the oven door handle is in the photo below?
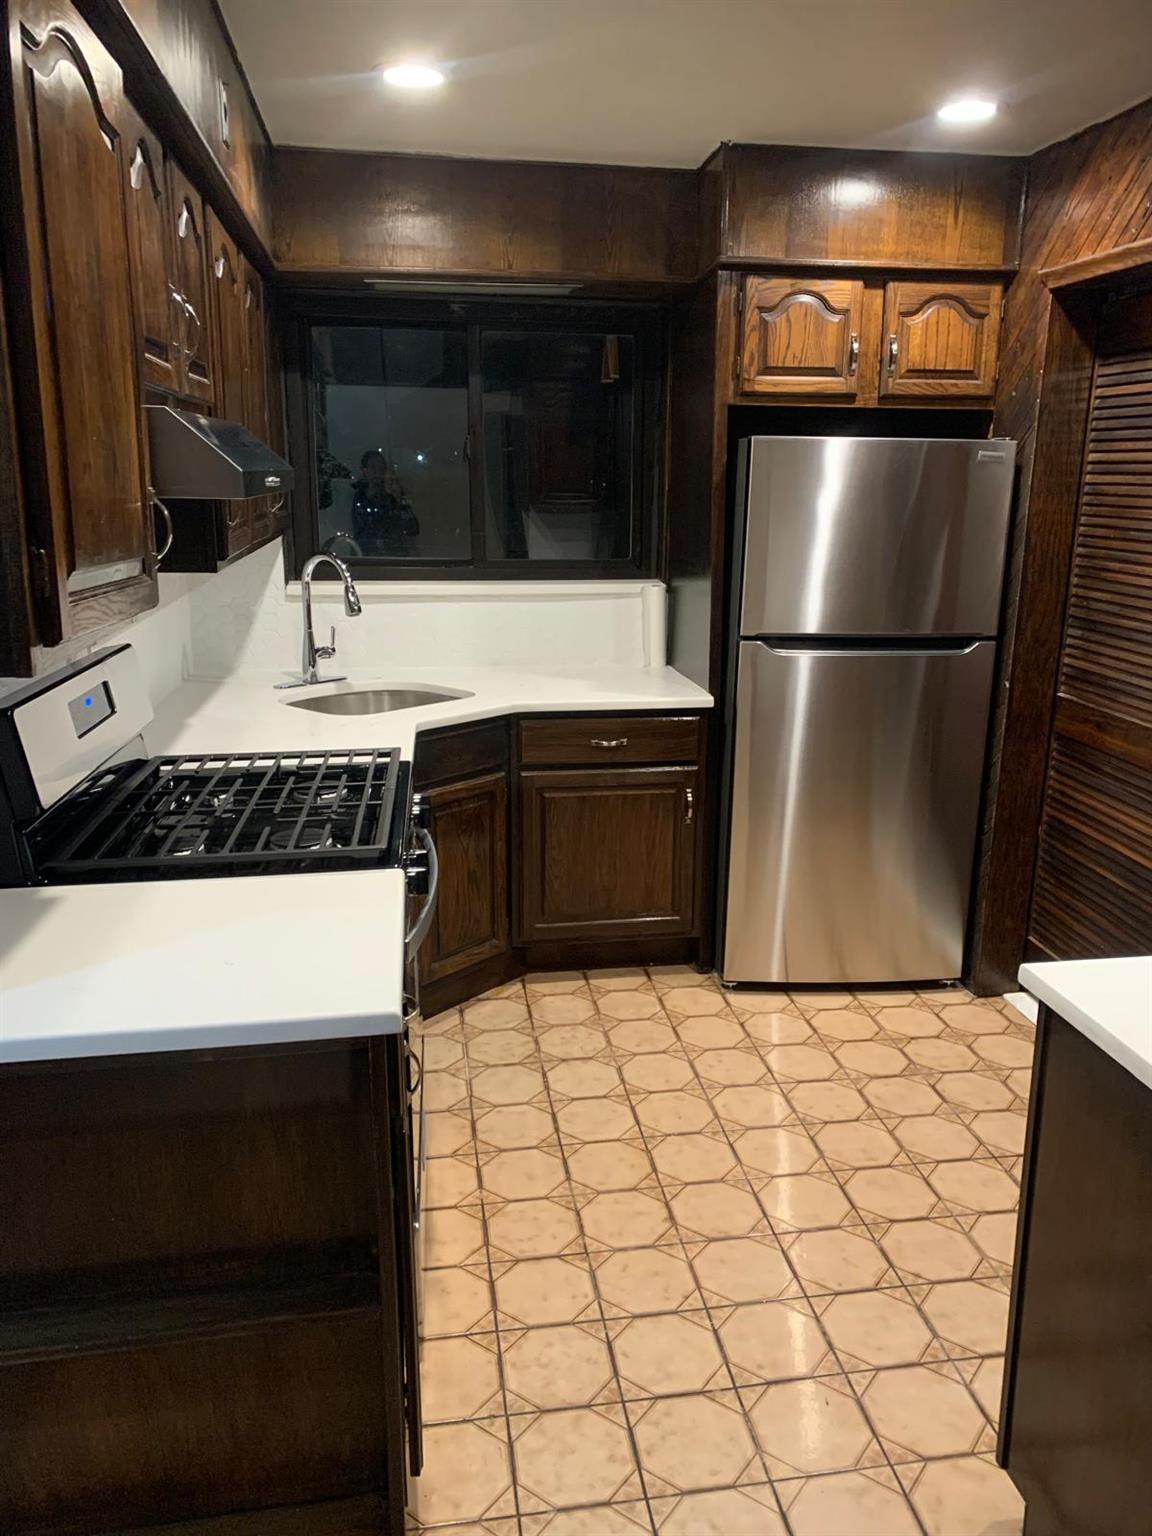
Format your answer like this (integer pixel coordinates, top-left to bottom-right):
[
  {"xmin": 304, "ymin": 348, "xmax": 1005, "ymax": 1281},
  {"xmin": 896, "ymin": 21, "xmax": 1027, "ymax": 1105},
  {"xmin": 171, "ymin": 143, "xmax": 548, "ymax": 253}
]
[{"xmin": 405, "ymin": 827, "xmax": 439, "ymax": 960}]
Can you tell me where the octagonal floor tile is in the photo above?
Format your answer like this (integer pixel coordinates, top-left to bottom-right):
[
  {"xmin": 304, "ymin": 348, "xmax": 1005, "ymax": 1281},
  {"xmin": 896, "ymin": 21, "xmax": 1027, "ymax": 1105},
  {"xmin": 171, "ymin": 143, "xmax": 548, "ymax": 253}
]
[
  {"xmin": 546, "ymin": 1060, "xmax": 622, "ymax": 1099},
  {"xmin": 927, "ymin": 1160, "xmax": 1018, "ymax": 1214},
  {"xmin": 813, "ymin": 1122, "xmax": 900, "ymax": 1169},
  {"xmin": 861, "ymin": 1078, "xmax": 944, "ymax": 1117},
  {"xmin": 873, "ymin": 1006, "xmax": 945, "ymax": 1039},
  {"xmin": 892, "ymin": 1115, "xmax": 979, "ymax": 1162},
  {"xmin": 971, "ymin": 1109, "xmax": 1027, "ymax": 1155},
  {"xmin": 652, "ymin": 1132, "xmax": 737, "ymax": 1184},
  {"xmin": 501, "ymin": 1322, "xmax": 615, "ymax": 1412},
  {"xmin": 905, "ymin": 1039, "xmax": 979, "ymax": 1072},
  {"xmin": 620, "ymin": 1053, "xmax": 697, "ymax": 1094},
  {"xmin": 786, "ymin": 1227, "xmax": 895, "ymax": 1296},
  {"xmin": 422, "ymin": 1265, "xmax": 494, "ymax": 1337},
  {"xmin": 811, "ymin": 1009, "xmax": 879, "ymax": 1043},
  {"xmin": 467, "ymin": 1029, "xmax": 537, "ymax": 1067},
  {"xmin": 671, "ymin": 1180, "xmax": 766, "ymax": 1239},
  {"xmin": 776, "ymin": 1467, "xmax": 921, "ymax": 1536},
  {"xmin": 746, "ymin": 1375, "xmax": 879, "ymax": 1478},
  {"xmin": 482, "ymin": 1148, "xmax": 568, "ymax": 1202},
  {"xmin": 934, "ymin": 1072, "xmax": 1015, "ymax": 1112},
  {"xmin": 487, "ymin": 1197, "xmax": 582, "ymax": 1260},
  {"xmin": 568, "ymin": 1141, "xmax": 654, "ymax": 1193},
  {"xmin": 938, "ymin": 1004, "xmax": 1013, "ymax": 1036},
  {"xmin": 421, "ymin": 1333, "xmax": 504, "ymax": 1423},
  {"xmin": 690, "ymin": 1235, "xmax": 797, "ymax": 1305},
  {"xmin": 879, "ymin": 1219, "xmax": 983, "ymax": 1285},
  {"xmin": 472, "ymin": 1065, "xmax": 547, "ymax": 1107},
  {"xmin": 788, "ymin": 1082, "xmax": 870, "ymax": 1121},
  {"xmin": 762, "ymin": 1045, "xmax": 840, "ymax": 1082},
  {"xmin": 660, "ymin": 985, "xmax": 732, "ymax": 1018},
  {"xmin": 474, "ymin": 1104, "xmax": 555, "ymax": 1151},
  {"xmin": 632, "ymin": 1089, "xmax": 717, "ymax": 1135},
  {"xmin": 843, "ymin": 1167, "xmax": 939, "ymax": 1222},
  {"xmin": 610, "ymin": 1019, "xmax": 679, "ymax": 1055},
  {"xmin": 821, "ymin": 1289, "xmax": 935, "ymax": 1369},
  {"xmin": 494, "ymin": 1256, "xmax": 599, "ymax": 1328},
  {"xmin": 650, "ymin": 1486, "xmax": 787, "ymax": 1536},
  {"xmin": 712, "ymin": 1085, "xmax": 794, "ymax": 1128},
  {"xmin": 512, "ymin": 1404, "xmax": 643, "ymax": 1511},
  {"xmin": 593, "ymin": 1245, "xmax": 703, "ymax": 1317},
  {"xmin": 758, "ymin": 1172, "xmax": 853, "ymax": 1232},
  {"xmin": 613, "ymin": 1310, "xmax": 728, "ymax": 1397},
  {"xmin": 860, "ymin": 1363, "xmax": 988, "ymax": 1461},
  {"xmin": 531, "ymin": 994, "xmax": 599, "ymax": 1027},
  {"xmin": 581, "ymin": 1189, "xmax": 674, "ymax": 1249},
  {"xmin": 411, "ymin": 1418, "xmax": 515, "ymax": 1527},
  {"xmin": 716, "ymin": 1298, "xmax": 834, "ymax": 1383},
  {"xmin": 555, "ymin": 1095, "xmax": 637, "ymax": 1144},
  {"xmin": 629, "ymin": 1391, "xmax": 760, "ymax": 1494},
  {"xmin": 919, "ymin": 1280, "xmax": 1010, "ymax": 1357},
  {"xmin": 596, "ymin": 990, "xmax": 665, "ymax": 1021},
  {"xmin": 905, "ymin": 1454, "xmax": 1025, "ymax": 1536},
  {"xmin": 734, "ymin": 1128, "xmax": 821, "ymax": 1176}
]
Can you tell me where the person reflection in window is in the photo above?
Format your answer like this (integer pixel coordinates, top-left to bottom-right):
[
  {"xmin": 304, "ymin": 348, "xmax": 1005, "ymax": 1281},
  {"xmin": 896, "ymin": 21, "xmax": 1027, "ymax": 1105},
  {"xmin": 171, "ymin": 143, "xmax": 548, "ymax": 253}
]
[{"xmin": 350, "ymin": 450, "xmax": 420, "ymax": 557}]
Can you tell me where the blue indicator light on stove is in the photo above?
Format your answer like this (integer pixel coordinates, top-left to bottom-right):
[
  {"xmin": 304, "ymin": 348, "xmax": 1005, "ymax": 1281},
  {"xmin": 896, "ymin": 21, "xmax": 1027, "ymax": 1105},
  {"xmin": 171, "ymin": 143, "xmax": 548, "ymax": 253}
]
[{"xmin": 84, "ymin": 696, "xmax": 93, "ymax": 707}]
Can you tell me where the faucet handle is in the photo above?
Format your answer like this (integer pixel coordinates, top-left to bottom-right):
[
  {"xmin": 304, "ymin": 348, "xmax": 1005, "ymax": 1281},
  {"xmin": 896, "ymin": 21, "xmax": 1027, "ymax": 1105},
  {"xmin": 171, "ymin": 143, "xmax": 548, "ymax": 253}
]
[{"xmin": 315, "ymin": 625, "xmax": 337, "ymax": 661}]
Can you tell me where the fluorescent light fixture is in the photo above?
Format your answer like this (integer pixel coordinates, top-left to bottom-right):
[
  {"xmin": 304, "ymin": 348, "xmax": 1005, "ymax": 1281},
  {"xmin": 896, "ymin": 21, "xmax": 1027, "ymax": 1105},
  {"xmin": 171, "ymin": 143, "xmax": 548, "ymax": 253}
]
[
  {"xmin": 936, "ymin": 96, "xmax": 998, "ymax": 124},
  {"xmin": 382, "ymin": 62, "xmax": 445, "ymax": 89}
]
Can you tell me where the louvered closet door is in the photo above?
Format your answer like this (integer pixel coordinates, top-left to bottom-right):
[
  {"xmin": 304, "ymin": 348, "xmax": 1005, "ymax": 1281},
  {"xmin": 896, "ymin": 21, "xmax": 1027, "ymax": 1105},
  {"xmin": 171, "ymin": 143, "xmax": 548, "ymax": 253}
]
[{"xmin": 1029, "ymin": 290, "xmax": 1152, "ymax": 958}]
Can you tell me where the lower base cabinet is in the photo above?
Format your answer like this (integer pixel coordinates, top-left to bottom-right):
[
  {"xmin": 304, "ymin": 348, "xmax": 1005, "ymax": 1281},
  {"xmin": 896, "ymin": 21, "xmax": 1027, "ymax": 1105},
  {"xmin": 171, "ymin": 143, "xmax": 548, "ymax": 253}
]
[
  {"xmin": 413, "ymin": 712, "xmax": 706, "ymax": 1011},
  {"xmin": 517, "ymin": 765, "xmax": 698, "ymax": 943},
  {"xmin": 418, "ymin": 771, "xmax": 509, "ymax": 986}
]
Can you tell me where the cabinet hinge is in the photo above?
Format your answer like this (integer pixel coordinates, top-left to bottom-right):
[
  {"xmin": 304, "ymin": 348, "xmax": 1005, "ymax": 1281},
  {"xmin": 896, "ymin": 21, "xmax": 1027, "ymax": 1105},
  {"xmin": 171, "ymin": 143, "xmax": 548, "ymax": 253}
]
[{"xmin": 29, "ymin": 544, "xmax": 53, "ymax": 605}]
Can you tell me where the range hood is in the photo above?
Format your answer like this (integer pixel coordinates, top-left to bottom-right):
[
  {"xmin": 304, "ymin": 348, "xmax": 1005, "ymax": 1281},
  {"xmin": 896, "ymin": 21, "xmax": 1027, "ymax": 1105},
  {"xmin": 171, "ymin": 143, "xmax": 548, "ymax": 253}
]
[{"xmin": 145, "ymin": 405, "xmax": 295, "ymax": 500}]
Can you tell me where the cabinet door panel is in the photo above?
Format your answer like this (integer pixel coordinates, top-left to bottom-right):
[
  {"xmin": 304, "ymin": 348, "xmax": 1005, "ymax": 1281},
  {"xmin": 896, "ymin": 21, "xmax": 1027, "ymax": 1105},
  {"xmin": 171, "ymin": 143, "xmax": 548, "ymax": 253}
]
[
  {"xmin": 122, "ymin": 107, "xmax": 180, "ymax": 393},
  {"xmin": 881, "ymin": 281, "xmax": 1001, "ymax": 398},
  {"xmin": 419, "ymin": 773, "xmax": 510, "ymax": 985},
  {"xmin": 518, "ymin": 767, "xmax": 698, "ymax": 943},
  {"xmin": 11, "ymin": 7, "xmax": 155, "ymax": 640},
  {"xmin": 207, "ymin": 209, "xmax": 250, "ymax": 559},
  {"xmin": 740, "ymin": 277, "xmax": 864, "ymax": 396},
  {"xmin": 168, "ymin": 160, "xmax": 215, "ymax": 405}
]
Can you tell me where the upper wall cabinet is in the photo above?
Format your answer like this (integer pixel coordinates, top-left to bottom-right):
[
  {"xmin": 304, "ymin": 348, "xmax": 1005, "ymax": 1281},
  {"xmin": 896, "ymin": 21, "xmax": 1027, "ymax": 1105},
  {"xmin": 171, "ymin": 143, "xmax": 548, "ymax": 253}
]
[
  {"xmin": 880, "ymin": 281, "xmax": 1003, "ymax": 398},
  {"xmin": 4, "ymin": 1, "xmax": 156, "ymax": 646},
  {"xmin": 740, "ymin": 277, "xmax": 864, "ymax": 396},
  {"xmin": 122, "ymin": 106, "xmax": 182, "ymax": 394},
  {"xmin": 167, "ymin": 161, "xmax": 215, "ymax": 406}
]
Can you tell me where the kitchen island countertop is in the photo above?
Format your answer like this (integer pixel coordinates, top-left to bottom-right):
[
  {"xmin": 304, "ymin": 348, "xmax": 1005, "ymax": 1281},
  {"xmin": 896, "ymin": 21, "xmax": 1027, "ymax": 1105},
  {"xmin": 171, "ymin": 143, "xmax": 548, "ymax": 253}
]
[
  {"xmin": 0, "ymin": 869, "xmax": 406, "ymax": 1063},
  {"xmin": 1019, "ymin": 955, "xmax": 1152, "ymax": 1090}
]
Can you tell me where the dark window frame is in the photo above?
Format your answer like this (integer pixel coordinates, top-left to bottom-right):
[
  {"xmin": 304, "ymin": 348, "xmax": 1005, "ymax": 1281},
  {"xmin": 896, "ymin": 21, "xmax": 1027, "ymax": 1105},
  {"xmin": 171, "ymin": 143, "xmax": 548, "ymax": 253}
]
[{"xmin": 282, "ymin": 293, "xmax": 667, "ymax": 581}]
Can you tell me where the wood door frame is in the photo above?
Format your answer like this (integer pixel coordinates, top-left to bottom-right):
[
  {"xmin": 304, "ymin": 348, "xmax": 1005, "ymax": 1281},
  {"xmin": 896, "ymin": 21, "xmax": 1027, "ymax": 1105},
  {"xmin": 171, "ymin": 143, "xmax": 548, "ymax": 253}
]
[{"xmin": 967, "ymin": 264, "xmax": 1152, "ymax": 992}]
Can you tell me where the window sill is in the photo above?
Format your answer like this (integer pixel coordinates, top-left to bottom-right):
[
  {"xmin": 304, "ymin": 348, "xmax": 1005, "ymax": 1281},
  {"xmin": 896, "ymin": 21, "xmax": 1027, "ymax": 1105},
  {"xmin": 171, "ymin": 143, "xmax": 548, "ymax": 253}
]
[{"xmin": 284, "ymin": 578, "xmax": 666, "ymax": 600}]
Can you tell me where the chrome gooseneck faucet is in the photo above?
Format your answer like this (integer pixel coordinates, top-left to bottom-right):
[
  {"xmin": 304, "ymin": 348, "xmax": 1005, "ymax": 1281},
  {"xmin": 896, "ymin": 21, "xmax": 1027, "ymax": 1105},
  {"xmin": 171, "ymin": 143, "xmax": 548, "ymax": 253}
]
[{"xmin": 276, "ymin": 553, "xmax": 362, "ymax": 689}]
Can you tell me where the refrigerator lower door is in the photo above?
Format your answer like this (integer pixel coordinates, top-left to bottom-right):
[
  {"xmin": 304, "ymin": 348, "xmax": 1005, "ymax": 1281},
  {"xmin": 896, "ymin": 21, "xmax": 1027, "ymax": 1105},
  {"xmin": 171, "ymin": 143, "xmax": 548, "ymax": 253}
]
[{"xmin": 722, "ymin": 640, "xmax": 997, "ymax": 985}]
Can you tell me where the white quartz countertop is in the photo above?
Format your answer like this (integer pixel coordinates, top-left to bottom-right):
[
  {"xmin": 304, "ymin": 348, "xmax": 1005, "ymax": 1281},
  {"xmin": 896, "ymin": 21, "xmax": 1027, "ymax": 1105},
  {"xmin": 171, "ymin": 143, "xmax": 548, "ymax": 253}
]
[
  {"xmin": 145, "ymin": 665, "xmax": 712, "ymax": 759},
  {"xmin": 0, "ymin": 871, "xmax": 406, "ymax": 1064},
  {"xmin": 1019, "ymin": 956, "xmax": 1152, "ymax": 1090}
]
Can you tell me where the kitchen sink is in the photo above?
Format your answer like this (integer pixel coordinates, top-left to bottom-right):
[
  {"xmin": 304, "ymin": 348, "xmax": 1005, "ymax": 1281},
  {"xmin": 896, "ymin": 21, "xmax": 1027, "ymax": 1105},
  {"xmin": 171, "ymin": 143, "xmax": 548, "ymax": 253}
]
[{"xmin": 283, "ymin": 687, "xmax": 470, "ymax": 716}]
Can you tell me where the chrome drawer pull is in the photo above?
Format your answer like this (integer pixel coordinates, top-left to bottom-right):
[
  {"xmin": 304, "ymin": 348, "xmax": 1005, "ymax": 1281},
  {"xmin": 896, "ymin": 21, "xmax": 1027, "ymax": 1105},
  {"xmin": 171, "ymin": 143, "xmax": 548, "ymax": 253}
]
[
  {"xmin": 685, "ymin": 786, "xmax": 695, "ymax": 825},
  {"xmin": 590, "ymin": 737, "xmax": 628, "ymax": 749}
]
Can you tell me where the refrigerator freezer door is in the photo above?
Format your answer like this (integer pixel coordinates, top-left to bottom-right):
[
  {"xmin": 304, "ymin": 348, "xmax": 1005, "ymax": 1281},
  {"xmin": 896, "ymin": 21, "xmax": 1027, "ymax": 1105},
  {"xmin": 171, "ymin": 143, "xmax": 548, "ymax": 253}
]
[
  {"xmin": 722, "ymin": 639, "xmax": 997, "ymax": 985},
  {"xmin": 738, "ymin": 437, "xmax": 1015, "ymax": 638}
]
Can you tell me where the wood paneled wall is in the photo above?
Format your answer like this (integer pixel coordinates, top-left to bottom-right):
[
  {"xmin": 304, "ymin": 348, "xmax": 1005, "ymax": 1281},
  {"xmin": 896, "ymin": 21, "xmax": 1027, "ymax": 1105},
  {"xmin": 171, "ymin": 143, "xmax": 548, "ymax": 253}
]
[
  {"xmin": 712, "ymin": 144, "xmax": 1025, "ymax": 270},
  {"xmin": 272, "ymin": 148, "xmax": 700, "ymax": 286},
  {"xmin": 968, "ymin": 97, "xmax": 1152, "ymax": 992}
]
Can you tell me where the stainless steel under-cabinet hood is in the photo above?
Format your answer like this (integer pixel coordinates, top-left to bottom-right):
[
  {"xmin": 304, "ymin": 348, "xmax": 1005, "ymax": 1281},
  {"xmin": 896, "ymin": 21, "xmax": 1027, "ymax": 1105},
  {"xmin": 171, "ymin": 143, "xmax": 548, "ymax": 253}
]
[{"xmin": 145, "ymin": 405, "xmax": 295, "ymax": 500}]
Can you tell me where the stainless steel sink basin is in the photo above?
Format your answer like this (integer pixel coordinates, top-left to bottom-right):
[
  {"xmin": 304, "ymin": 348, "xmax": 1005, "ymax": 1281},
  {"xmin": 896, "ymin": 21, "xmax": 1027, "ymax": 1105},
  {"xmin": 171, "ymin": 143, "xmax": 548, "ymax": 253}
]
[{"xmin": 283, "ymin": 687, "xmax": 470, "ymax": 716}]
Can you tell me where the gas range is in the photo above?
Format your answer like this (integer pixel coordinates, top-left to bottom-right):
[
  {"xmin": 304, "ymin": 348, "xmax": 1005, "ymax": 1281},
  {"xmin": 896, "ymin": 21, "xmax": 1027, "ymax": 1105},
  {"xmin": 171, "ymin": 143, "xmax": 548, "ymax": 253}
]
[{"xmin": 0, "ymin": 647, "xmax": 421, "ymax": 892}]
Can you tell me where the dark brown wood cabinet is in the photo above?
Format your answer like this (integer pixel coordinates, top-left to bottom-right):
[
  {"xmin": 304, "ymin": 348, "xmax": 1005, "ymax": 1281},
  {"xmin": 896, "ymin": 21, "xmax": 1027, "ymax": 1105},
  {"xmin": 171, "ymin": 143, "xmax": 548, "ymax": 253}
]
[
  {"xmin": 518, "ymin": 764, "xmax": 699, "ymax": 943},
  {"xmin": 419, "ymin": 772, "xmax": 510, "ymax": 986},
  {"xmin": 3, "ymin": 0, "xmax": 157, "ymax": 647},
  {"xmin": 739, "ymin": 276, "xmax": 865, "ymax": 396},
  {"xmin": 122, "ymin": 107, "xmax": 183, "ymax": 395},
  {"xmin": 167, "ymin": 160, "xmax": 215, "ymax": 406},
  {"xmin": 880, "ymin": 280, "xmax": 1002, "ymax": 398}
]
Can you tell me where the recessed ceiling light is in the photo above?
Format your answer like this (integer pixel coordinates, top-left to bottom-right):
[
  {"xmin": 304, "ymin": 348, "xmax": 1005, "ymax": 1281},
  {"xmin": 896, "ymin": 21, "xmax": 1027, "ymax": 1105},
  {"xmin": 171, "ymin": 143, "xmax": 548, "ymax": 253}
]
[
  {"xmin": 936, "ymin": 97, "xmax": 998, "ymax": 125},
  {"xmin": 381, "ymin": 62, "xmax": 445, "ymax": 90}
]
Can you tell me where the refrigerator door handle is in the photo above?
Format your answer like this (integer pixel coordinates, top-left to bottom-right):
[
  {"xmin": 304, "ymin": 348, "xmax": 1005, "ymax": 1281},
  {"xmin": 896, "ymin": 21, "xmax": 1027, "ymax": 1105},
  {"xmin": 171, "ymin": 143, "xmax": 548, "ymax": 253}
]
[{"xmin": 755, "ymin": 640, "xmax": 984, "ymax": 658}]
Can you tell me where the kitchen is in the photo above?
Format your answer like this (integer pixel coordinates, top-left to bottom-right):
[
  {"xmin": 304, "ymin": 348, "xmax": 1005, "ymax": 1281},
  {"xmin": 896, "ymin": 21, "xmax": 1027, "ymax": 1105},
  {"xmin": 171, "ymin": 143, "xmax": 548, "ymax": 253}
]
[{"xmin": 0, "ymin": 2, "xmax": 1150, "ymax": 1533}]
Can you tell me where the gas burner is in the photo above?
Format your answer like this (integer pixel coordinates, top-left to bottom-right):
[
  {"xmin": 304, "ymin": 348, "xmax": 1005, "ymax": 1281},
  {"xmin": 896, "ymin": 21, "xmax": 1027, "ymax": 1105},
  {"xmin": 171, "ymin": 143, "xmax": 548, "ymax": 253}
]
[
  {"xmin": 152, "ymin": 818, "xmax": 211, "ymax": 856},
  {"xmin": 268, "ymin": 823, "xmax": 343, "ymax": 852},
  {"xmin": 289, "ymin": 778, "xmax": 347, "ymax": 810}
]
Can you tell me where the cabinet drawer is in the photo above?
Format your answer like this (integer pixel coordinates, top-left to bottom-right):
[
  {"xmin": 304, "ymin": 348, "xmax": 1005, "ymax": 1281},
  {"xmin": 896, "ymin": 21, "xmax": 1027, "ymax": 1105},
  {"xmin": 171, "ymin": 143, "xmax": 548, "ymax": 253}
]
[
  {"xmin": 415, "ymin": 721, "xmax": 509, "ymax": 790},
  {"xmin": 518, "ymin": 715, "xmax": 702, "ymax": 767}
]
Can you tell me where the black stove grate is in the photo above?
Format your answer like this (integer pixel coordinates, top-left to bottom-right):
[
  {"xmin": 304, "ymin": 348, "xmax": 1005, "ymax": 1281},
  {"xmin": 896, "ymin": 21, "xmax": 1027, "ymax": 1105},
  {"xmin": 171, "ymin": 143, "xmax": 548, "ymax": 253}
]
[{"xmin": 30, "ymin": 748, "xmax": 403, "ymax": 880}]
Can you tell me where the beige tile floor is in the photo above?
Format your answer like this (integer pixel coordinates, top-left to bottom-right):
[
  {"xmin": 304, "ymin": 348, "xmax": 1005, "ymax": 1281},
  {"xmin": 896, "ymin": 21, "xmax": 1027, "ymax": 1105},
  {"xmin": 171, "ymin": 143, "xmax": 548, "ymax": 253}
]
[{"xmin": 409, "ymin": 968, "xmax": 1032, "ymax": 1536}]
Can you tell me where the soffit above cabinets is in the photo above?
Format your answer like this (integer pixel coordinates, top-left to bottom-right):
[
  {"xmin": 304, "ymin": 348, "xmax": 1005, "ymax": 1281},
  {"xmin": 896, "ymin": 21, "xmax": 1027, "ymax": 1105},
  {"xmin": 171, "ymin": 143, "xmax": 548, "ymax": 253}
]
[{"xmin": 220, "ymin": 0, "xmax": 1152, "ymax": 166}]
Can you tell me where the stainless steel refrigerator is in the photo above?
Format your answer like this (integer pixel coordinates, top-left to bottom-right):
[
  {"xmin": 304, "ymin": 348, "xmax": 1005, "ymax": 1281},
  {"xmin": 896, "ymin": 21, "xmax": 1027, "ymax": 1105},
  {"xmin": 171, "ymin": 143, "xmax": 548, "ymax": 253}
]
[{"xmin": 719, "ymin": 435, "xmax": 1016, "ymax": 986}]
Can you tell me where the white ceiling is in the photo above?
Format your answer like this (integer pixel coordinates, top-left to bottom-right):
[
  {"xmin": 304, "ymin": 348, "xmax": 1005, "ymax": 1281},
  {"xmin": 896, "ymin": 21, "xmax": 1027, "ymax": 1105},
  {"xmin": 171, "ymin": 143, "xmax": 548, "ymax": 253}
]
[{"xmin": 221, "ymin": 0, "xmax": 1152, "ymax": 167}]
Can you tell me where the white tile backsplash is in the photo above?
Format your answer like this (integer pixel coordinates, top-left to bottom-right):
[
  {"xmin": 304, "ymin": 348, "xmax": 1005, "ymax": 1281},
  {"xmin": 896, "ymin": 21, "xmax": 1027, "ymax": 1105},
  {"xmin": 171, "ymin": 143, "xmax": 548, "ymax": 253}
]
[
  {"xmin": 3, "ymin": 540, "xmax": 667, "ymax": 704},
  {"xmin": 182, "ymin": 541, "xmax": 665, "ymax": 680}
]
